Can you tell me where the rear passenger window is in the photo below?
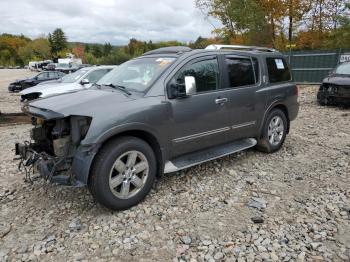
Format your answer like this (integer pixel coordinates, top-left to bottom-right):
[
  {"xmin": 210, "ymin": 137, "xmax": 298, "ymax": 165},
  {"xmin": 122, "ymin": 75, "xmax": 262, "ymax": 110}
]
[
  {"xmin": 225, "ymin": 57, "xmax": 256, "ymax": 87},
  {"xmin": 266, "ymin": 58, "xmax": 291, "ymax": 83}
]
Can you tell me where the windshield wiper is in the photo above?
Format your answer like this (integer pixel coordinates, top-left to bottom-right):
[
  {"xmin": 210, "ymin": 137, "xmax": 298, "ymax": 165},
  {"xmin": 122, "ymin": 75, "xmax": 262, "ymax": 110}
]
[{"xmin": 102, "ymin": 83, "xmax": 132, "ymax": 95}]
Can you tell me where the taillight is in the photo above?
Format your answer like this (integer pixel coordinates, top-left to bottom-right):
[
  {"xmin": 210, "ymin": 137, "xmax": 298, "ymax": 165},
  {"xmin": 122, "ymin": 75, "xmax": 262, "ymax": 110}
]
[{"xmin": 295, "ymin": 85, "xmax": 300, "ymax": 97}]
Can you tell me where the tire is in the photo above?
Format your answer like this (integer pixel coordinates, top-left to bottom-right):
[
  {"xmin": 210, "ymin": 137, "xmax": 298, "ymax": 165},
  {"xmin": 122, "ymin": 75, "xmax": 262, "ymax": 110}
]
[
  {"xmin": 317, "ymin": 91, "xmax": 327, "ymax": 106},
  {"xmin": 256, "ymin": 109, "xmax": 288, "ymax": 153},
  {"xmin": 89, "ymin": 136, "xmax": 157, "ymax": 210}
]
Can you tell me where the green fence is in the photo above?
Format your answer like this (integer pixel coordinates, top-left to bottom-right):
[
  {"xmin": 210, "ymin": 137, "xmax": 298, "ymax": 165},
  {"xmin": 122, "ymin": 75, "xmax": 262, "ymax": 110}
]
[{"xmin": 283, "ymin": 49, "xmax": 350, "ymax": 84}]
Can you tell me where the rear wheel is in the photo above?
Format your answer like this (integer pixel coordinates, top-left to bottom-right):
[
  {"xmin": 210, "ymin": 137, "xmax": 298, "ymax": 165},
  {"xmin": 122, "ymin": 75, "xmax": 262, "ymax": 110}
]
[
  {"xmin": 89, "ymin": 136, "xmax": 157, "ymax": 210},
  {"xmin": 256, "ymin": 109, "xmax": 288, "ymax": 153}
]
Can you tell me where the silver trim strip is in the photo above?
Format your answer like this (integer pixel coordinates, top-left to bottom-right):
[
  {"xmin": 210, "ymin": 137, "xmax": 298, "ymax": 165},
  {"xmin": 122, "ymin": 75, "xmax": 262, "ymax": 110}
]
[
  {"xmin": 232, "ymin": 121, "xmax": 256, "ymax": 129},
  {"xmin": 173, "ymin": 127, "xmax": 230, "ymax": 143},
  {"xmin": 173, "ymin": 121, "xmax": 256, "ymax": 143}
]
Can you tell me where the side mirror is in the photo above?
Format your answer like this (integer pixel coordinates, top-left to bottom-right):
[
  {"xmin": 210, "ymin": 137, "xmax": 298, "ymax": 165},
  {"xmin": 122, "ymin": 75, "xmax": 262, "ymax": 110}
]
[
  {"xmin": 184, "ymin": 76, "xmax": 196, "ymax": 96},
  {"xmin": 168, "ymin": 76, "xmax": 196, "ymax": 99},
  {"xmin": 81, "ymin": 79, "xmax": 90, "ymax": 85}
]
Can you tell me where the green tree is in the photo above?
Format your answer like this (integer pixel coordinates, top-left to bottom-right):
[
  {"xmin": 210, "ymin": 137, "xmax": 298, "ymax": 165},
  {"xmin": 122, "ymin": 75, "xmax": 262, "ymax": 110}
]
[
  {"xmin": 48, "ymin": 28, "xmax": 67, "ymax": 56},
  {"xmin": 196, "ymin": 0, "xmax": 270, "ymax": 45},
  {"xmin": 103, "ymin": 42, "xmax": 113, "ymax": 56},
  {"xmin": 92, "ymin": 44, "xmax": 102, "ymax": 58}
]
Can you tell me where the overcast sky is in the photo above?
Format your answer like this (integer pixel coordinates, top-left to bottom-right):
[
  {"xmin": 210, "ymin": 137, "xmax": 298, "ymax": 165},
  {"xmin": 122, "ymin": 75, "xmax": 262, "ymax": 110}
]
[{"xmin": 0, "ymin": 0, "xmax": 219, "ymax": 45}]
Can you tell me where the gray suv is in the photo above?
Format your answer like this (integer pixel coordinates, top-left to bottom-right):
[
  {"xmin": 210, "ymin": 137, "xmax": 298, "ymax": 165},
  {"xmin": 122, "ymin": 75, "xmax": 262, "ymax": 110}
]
[{"xmin": 16, "ymin": 45, "xmax": 299, "ymax": 210}]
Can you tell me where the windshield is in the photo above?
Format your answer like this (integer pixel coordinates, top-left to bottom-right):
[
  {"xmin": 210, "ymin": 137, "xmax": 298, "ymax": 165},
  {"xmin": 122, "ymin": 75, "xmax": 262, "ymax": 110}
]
[
  {"xmin": 60, "ymin": 69, "xmax": 89, "ymax": 83},
  {"xmin": 97, "ymin": 57, "xmax": 176, "ymax": 92},
  {"xmin": 335, "ymin": 63, "xmax": 350, "ymax": 75}
]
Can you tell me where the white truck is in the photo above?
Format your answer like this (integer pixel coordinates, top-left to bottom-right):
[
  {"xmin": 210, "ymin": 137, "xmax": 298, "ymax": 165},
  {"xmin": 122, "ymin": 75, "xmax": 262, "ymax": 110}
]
[{"xmin": 56, "ymin": 57, "xmax": 82, "ymax": 74}]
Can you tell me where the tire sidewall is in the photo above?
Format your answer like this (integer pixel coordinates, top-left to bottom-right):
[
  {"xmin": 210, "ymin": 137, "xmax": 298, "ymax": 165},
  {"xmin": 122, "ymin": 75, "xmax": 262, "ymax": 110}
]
[{"xmin": 91, "ymin": 137, "xmax": 156, "ymax": 210}]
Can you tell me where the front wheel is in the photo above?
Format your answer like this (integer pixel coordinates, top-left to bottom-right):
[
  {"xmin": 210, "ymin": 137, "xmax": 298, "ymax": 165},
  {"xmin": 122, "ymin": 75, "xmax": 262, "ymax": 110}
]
[
  {"xmin": 256, "ymin": 109, "xmax": 288, "ymax": 153},
  {"xmin": 89, "ymin": 137, "xmax": 157, "ymax": 210}
]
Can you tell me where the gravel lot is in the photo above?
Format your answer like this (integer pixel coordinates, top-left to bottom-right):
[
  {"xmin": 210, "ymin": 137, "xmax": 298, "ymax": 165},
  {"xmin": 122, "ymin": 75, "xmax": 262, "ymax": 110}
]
[
  {"xmin": 0, "ymin": 70, "xmax": 349, "ymax": 262},
  {"xmin": 0, "ymin": 69, "xmax": 36, "ymax": 114}
]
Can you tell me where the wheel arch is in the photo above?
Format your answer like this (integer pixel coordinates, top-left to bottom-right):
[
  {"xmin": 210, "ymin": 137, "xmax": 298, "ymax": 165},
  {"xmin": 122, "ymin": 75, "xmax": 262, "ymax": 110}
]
[
  {"xmin": 259, "ymin": 102, "xmax": 290, "ymax": 138},
  {"xmin": 88, "ymin": 128, "xmax": 165, "ymax": 185}
]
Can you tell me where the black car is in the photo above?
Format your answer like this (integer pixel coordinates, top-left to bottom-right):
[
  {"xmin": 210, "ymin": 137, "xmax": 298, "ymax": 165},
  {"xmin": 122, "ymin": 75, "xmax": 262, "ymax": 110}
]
[
  {"xmin": 8, "ymin": 71, "xmax": 65, "ymax": 92},
  {"xmin": 317, "ymin": 62, "xmax": 350, "ymax": 106}
]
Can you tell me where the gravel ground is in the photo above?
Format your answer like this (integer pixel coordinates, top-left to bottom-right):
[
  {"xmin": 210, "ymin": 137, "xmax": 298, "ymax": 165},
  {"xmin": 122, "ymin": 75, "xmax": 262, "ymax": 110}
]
[
  {"xmin": 0, "ymin": 70, "xmax": 349, "ymax": 262},
  {"xmin": 0, "ymin": 69, "xmax": 36, "ymax": 114}
]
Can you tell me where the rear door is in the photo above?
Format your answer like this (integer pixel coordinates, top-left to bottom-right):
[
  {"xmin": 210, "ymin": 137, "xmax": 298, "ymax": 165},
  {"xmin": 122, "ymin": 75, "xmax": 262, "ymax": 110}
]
[{"xmin": 220, "ymin": 55, "xmax": 266, "ymax": 141}]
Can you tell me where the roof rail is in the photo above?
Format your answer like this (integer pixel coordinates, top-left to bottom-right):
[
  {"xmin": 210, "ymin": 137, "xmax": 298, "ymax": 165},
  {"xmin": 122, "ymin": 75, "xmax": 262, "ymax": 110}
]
[
  {"xmin": 205, "ymin": 44, "xmax": 277, "ymax": 53},
  {"xmin": 143, "ymin": 46, "xmax": 192, "ymax": 56}
]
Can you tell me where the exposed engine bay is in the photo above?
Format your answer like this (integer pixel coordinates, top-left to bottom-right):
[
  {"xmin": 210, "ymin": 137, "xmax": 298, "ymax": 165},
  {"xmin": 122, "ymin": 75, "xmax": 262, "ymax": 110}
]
[{"xmin": 16, "ymin": 115, "xmax": 91, "ymax": 185}]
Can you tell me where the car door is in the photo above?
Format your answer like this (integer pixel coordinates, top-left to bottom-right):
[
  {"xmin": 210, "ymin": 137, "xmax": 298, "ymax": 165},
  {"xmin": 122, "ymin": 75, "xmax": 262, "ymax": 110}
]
[
  {"xmin": 220, "ymin": 55, "xmax": 266, "ymax": 141},
  {"xmin": 167, "ymin": 56, "xmax": 233, "ymax": 157}
]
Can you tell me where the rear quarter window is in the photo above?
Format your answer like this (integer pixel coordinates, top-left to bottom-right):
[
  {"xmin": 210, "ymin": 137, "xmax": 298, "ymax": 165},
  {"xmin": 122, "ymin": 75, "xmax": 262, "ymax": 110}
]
[{"xmin": 266, "ymin": 57, "xmax": 291, "ymax": 83}]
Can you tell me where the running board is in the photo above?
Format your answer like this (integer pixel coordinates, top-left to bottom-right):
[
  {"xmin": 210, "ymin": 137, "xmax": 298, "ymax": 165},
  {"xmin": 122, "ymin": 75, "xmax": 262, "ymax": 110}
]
[{"xmin": 164, "ymin": 138, "xmax": 257, "ymax": 173}]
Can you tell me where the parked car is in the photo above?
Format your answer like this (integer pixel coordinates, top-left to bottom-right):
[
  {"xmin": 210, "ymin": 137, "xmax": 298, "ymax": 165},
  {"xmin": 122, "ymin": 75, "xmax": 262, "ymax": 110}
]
[
  {"xmin": 44, "ymin": 63, "xmax": 56, "ymax": 71},
  {"xmin": 20, "ymin": 66, "xmax": 116, "ymax": 101},
  {"xmin": 15, "ymin": 45, "xmax": 299, "ymax": 210},
  {"xmin": 8, "ymin": 71, "xmax": 65, "ymax": 92},
  {"xmin": 317, "ymin": 62, "xmax": 350, "ymax": 106}
]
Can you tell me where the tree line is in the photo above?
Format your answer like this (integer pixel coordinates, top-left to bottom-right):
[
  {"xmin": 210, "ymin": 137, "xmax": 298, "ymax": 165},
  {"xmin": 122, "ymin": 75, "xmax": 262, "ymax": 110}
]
[
  {"xmin": 0, "ymin": 28, "xmax": 188, "ymax": 66},
  {"xmin": 196, "ymin": 0, "xmax": 350, "ymax": 49},
  {"xmin": 0, "ymin": 1, "xmax": 349, "ymax": 67}
]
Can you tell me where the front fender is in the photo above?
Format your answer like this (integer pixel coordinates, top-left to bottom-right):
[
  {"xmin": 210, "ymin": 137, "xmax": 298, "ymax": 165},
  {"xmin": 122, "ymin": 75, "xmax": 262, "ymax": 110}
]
[
  {"xmin": 92, "ymin": 122, "xmax": 162, "ymax": 146},
  {"xmin": 74, "ymin": 122, "xmax": 166, "ymax": 185}
]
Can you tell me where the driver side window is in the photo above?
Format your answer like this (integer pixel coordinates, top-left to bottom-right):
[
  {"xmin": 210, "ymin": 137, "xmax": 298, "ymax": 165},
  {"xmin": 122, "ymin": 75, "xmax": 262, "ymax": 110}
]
[
  {"xmin": 37, "ymin": 73, "xmax": 48, "ymax": 80},
  {"xmin": 173, "ymin": 58, "xmax": 219, "ymax": 93}
]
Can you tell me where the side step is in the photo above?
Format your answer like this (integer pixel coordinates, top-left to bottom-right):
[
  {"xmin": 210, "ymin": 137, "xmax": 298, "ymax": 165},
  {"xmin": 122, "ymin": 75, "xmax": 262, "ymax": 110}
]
[{"xmin": 164, "ymin": 138, "xmax": 257, "ymax": 173}]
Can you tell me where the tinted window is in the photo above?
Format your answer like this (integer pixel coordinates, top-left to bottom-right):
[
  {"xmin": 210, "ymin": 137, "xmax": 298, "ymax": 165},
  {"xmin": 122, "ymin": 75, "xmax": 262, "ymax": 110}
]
[
  {"xmin": 37, "ymin": 72, "xmax": 49, "ymax": 80},
  {"xmin": 48, "ymin": 72, "xmax": 57, "ymax": 78},
  {"xmin": 225, "ymin": 57, "xmax": 255, "ymax": 87},
  {"xmin": 86, "ymin": 69, "xmax": 111, "ymax": 83},
  {"xmin": 174, "ymin": 58, "xmax": 219, "ymax": 93},
  {"xmin": 266, "ymin": 58, "xmax": 291, "ymax": 83}
]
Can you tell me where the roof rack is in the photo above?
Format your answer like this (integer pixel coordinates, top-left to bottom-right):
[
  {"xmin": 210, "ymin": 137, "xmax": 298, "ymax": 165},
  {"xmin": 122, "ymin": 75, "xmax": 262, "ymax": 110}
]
[
  {"xmin": 205, "ymin": 44, "xmax": 277, "ymax": 53},
  {"xmin": 143, "ymin": 46, "xmax": 192, "ymax": 56}
]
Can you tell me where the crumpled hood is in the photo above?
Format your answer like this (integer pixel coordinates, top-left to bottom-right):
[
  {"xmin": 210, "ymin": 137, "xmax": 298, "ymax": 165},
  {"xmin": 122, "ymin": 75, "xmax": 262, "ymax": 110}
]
[
  {"xmin": 27, "ymin": 88, "xmax": 134, "ymax": 118},
  {"xmin": 20, "ymin": 83, "xmax": 81, "ymax": 96},
  {"xmin": 323, "ymin": 75, "xmax": 350, "ymax": 86}
]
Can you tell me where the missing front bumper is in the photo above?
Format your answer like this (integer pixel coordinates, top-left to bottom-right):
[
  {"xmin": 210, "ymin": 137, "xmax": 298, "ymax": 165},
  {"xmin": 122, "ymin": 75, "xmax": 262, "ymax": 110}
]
[{"xmin": 15, "ymin": 142, "xmax": 78, "ymax": 186}]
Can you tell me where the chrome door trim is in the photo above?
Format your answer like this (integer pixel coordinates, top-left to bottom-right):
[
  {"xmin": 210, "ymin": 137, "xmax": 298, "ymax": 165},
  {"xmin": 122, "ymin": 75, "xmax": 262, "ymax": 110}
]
[
  {"xmin": 173, "ymin": 126, "xmax": 231, "ymax": 143},
  {"xmin": 231, "ymin": 121, "xmax": 256, "ymax": 130}
]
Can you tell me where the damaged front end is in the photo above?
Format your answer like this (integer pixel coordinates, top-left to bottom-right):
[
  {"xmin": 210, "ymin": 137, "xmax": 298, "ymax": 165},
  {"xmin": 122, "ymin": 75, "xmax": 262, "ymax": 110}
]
[
  {"xmin": 16, "ymin": 106, "xmax": 92, "ymax": 186},
  {"xmin": 318, "ymin": 83, "xmax": 350, "ymax": 105}
]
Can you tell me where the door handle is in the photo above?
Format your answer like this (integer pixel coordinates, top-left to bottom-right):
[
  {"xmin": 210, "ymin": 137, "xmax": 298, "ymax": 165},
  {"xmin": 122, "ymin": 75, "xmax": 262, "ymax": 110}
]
[{"xmin": 215, "ymin": 98, "xmax": 228, "ymax": 105}]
